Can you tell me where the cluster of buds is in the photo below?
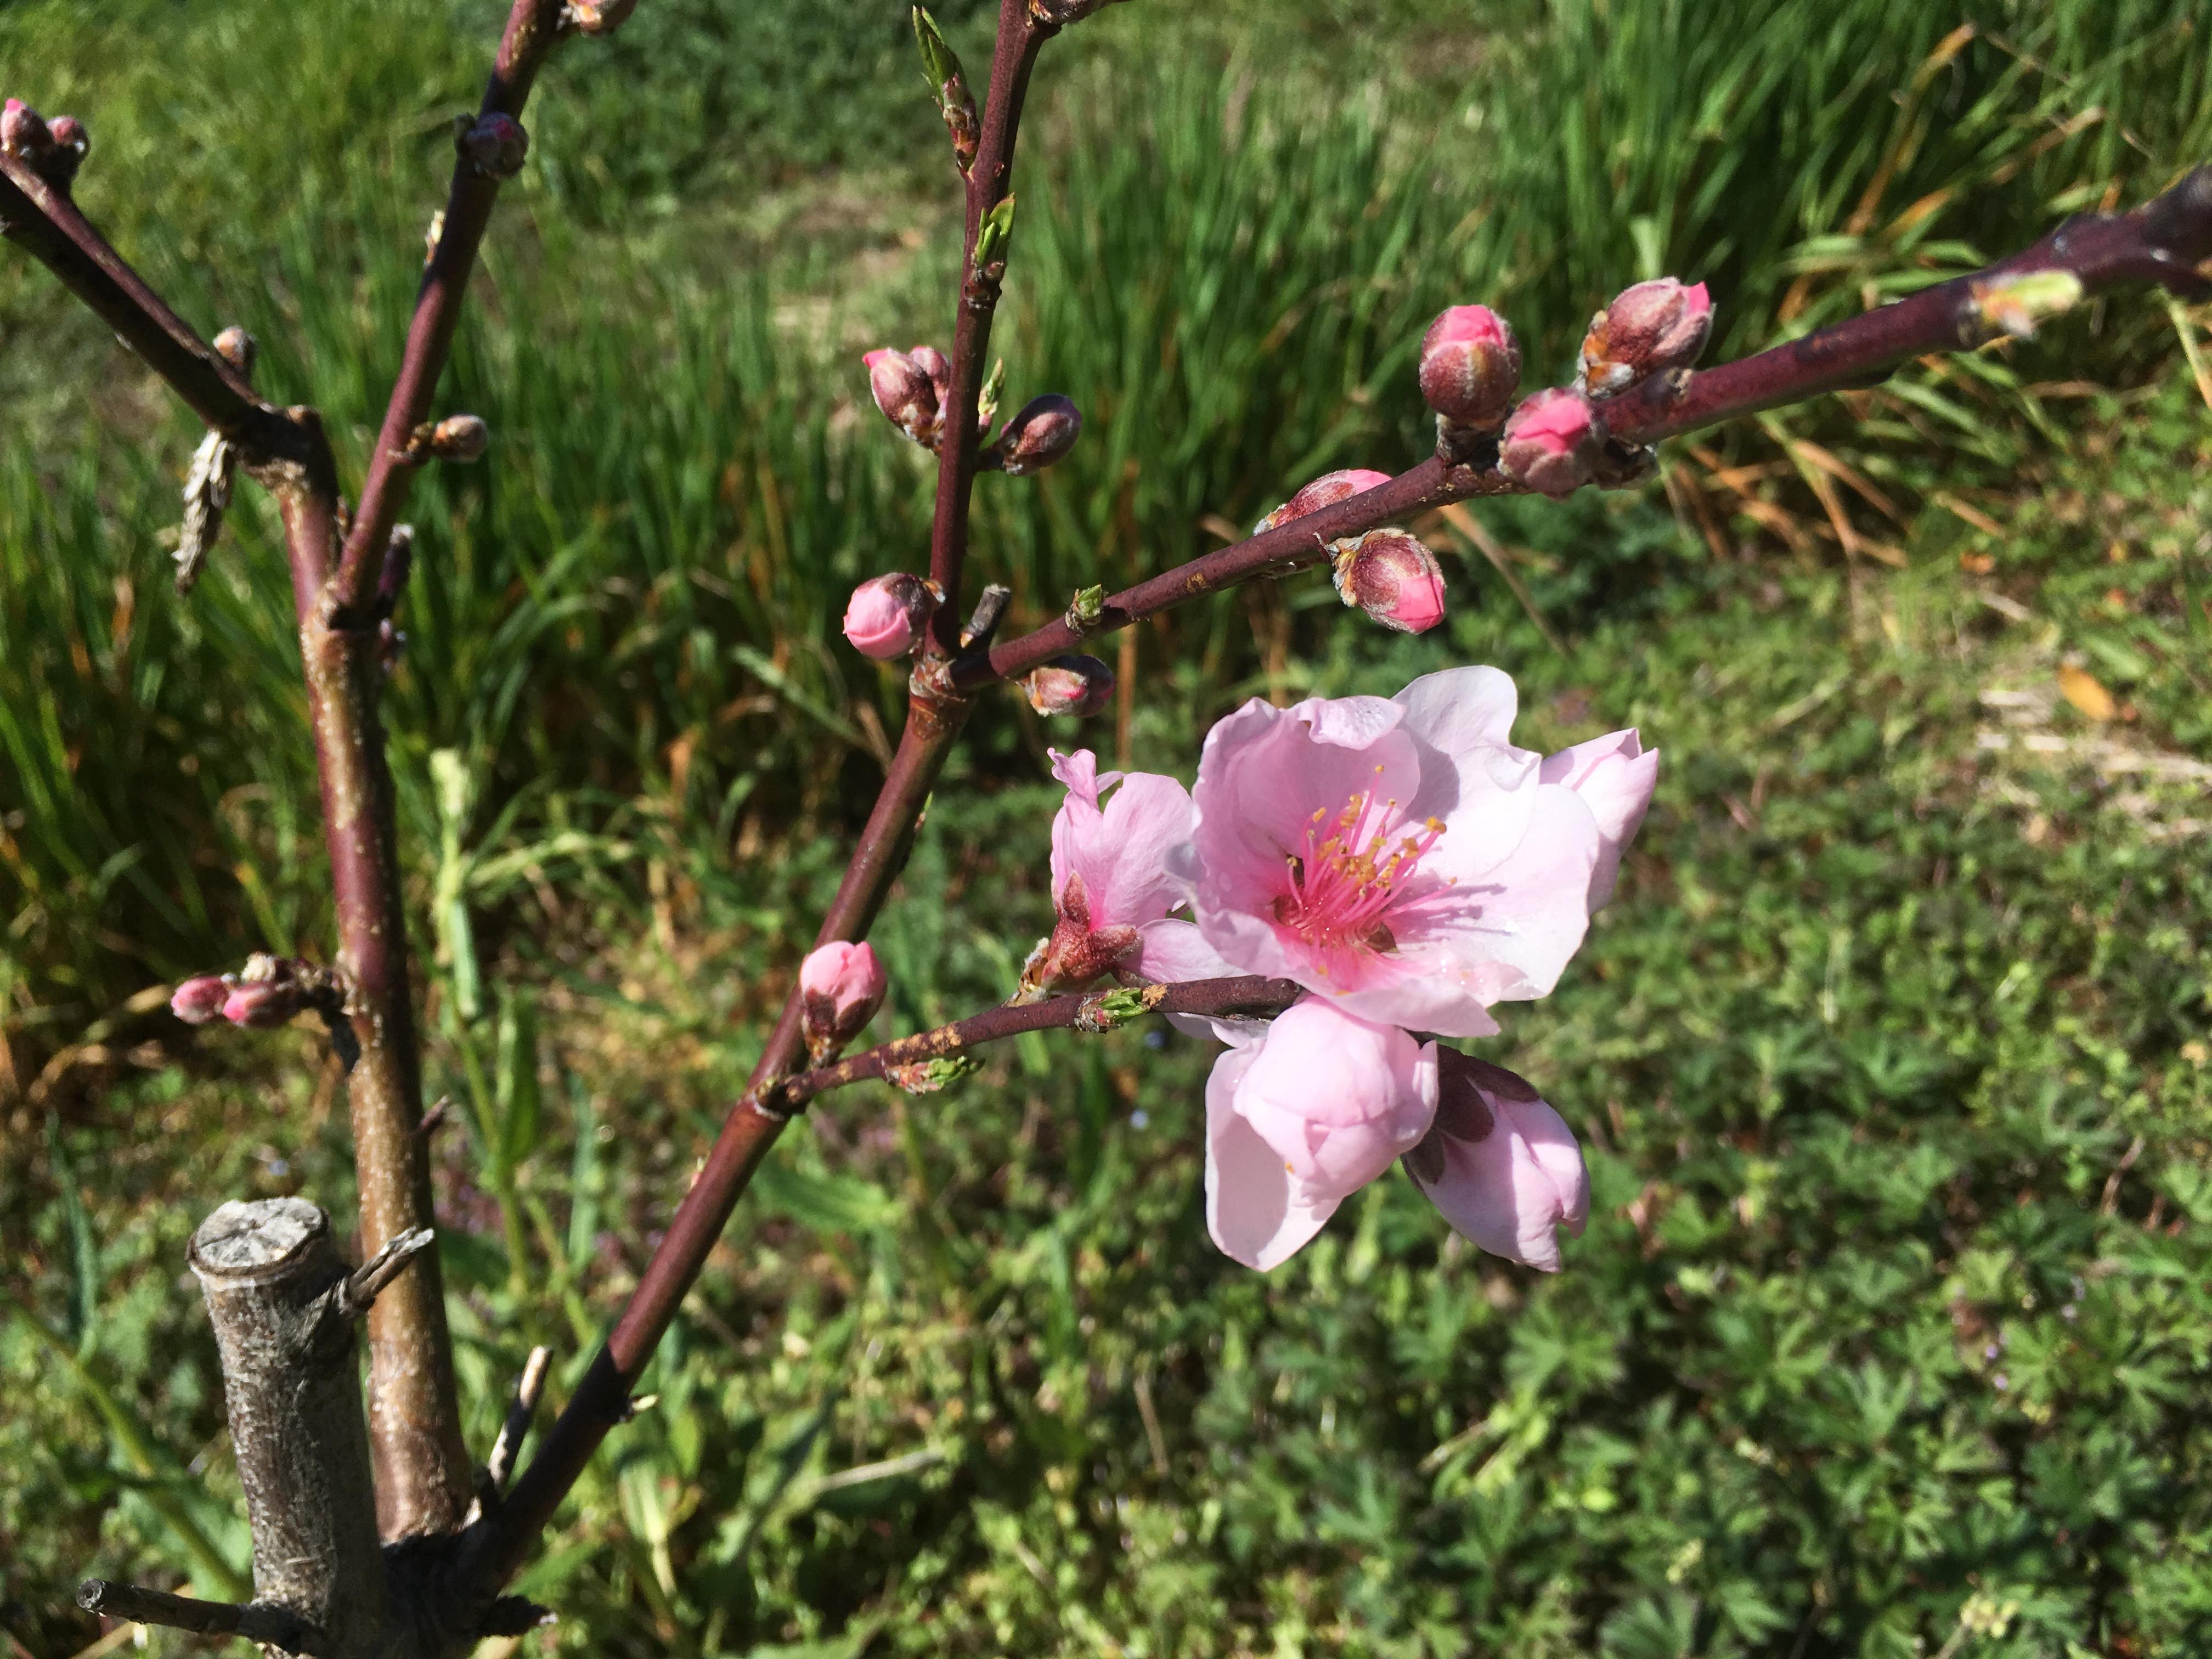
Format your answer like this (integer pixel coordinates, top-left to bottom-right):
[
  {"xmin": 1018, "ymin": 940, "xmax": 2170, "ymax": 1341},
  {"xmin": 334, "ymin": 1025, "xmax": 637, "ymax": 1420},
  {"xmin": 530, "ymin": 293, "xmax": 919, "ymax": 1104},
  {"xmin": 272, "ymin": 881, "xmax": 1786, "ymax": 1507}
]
[
  {"xmin": 1418, "ymin": 306, "xmax": 1522, "ymax": 441},
  {"xmin": 401, "ymin": 413, "xmax": 490, "ymax": 465},
  {"xmin": 458, "ymin": 113, "xmax": 529, "ymax": 180},
  {"xmin": 1331, "ymin": 529, "xmax": 1446, "ymax": 635},
  {"xmin": 1023, "ymin": 654, "xmax": 1115, "ymax": 718},
  {"xmin": 843, "ymin": 571, "xmax": 941, "ymax": 660},
  {"xmin": 1, "ymin": 99, "xmax": 89, "ymax": 190},
  {"xmin": 171, "ymin": 954, "xmax": 348, "ymax": 1031},
  {"xmin": 798, "ymin": 940, "xmax": 889, "ymax": 1062},
  {"xmin": 1577, "ymin": 278, "xmax": 1711, "ymax": 396},
  {"xmin": 986, "ymin": 394, "xmax": 1082, "ymax": 476},
  {"xmin": 1498, "ymin": 387, "xmax": 1605, "ymax": 499},
  {"xmin": 865, "ymin": 346, "xmax": 953, "ymax": 450}
]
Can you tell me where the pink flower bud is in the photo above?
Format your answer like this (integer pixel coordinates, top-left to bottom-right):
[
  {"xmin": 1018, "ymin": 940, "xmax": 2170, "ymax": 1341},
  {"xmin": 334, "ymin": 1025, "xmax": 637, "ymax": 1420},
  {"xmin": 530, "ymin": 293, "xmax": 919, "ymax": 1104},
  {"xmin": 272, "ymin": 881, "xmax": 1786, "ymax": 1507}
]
[
  {"xmin": 843, "ymin": 572, "xmax": 936, "ymax": 659},
  {"xmin": 223, "ymin": 980, "xmax": 302, "ymax": 1029},
  {"xmin": 427, "ymin": 414, "xmax": 488, "ymax": 462},
  {"xmin": 996, "ymin": 394, "xmax": 1081, "ymax": 476},
  {"xmin": 41, "ymin": 114, "xmax": 86, "ymax": 185},
  {"xmin": 864, "ymin": 347, "xmax": 946, "ymax": 449},
  {"xmin": 1023, "ymin": 654, "xmax": 1115, "ymax": 718},
  {"xmin": 1, "ymin": 98, "xmax": 51, "ymax": 157},
  {"xmin": 1403, "ymin": 1051, "xmax": 1587, "ymax": 1272},
  {"xmin": 170, "ymin": 975, "xmax": 232, "ymax": 1025},
  {"xmin": 459, "ymin": 113, "xmax": 529, "ymax": 179},
  {"xmin": 1254, "ymin": 469, "xmax": 1393, "ymax": 538},
  {"xmin": 1331, "ymin": 529, "xmax": 1446, "ymax": 635},
  {"xmin": 799, "ymin": 940, "xmax": 888, "ymax": 1057},
  {"xmin": 1418, "ymin": 305, "xmax": 1522, "ymax": 428},
  {"xmin": 1579, "ymin": 278, "xmax": 1712, "ymax": 394},
  {"xmin": 1498, "ymin": 388, "xmax": 1602, "ymax": 499},
  {"xmin": 211, "ymin": 326, "xmax": 256, "ymax": 379}
]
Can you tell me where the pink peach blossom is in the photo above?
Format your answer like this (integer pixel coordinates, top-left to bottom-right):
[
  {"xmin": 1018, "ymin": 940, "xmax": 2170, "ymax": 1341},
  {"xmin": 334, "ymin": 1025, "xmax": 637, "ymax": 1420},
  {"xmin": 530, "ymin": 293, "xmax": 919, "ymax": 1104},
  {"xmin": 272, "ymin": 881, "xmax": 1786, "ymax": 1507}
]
[
  {"xmin": 1023, "ymin": 749, "xmax": 1212, "ymax": 994},
  {"xmin": 1418, "ymin": 304, "xmax": 1522, "ymax": 428},
  {"xmin": 1403, "ymin": 1049, "xmax": 1588, "ymax": 1272},
  {"xmin": 799, "ymin": 940, "xmax": 888, "ymax": 1056},
  {"xmin": 1332, "ymin": 529, "xmax": 1447, "ymax": 634},
  {"xmin": 1498, "ymin": 388, "xmax": 1602, "ymax": 498},
  {"xmin": 842, "ymin": 572, "xmax": 935, "ymax": 659},
  {"xmin": 1581, "ymin": 278, "xmax": 1712, "ymax": 393},
  {"xmin": 170, "ymin": 974, "xmax": 230, "ymax": 1025},
  {"xmin": 1183, "ymin": 666, "xmax": 1620, "ymax": 1038},
  {"xmin": 1205, "ymin": 998, "xmax": 1438, "ymax": 1269}
]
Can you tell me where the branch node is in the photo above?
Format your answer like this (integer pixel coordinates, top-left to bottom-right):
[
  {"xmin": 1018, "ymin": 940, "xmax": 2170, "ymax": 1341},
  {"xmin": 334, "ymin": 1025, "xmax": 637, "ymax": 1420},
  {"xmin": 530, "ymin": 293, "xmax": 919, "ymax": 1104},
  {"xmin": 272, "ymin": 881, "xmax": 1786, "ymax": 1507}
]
[{"xmin": 481, "ymin": 1595, "xmax": 559, "ymax": 1636}]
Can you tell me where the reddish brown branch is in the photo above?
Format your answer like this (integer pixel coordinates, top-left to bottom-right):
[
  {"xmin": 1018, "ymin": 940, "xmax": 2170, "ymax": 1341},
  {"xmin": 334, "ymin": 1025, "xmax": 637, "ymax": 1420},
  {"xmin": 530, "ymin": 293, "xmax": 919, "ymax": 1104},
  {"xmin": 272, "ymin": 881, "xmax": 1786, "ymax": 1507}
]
[
  {"xmin": 767, "ymin": 974, "xmax": 1302, "ymax": 1112},
  {"xmin": 925, "ymin": 0, "xmax": 1056, "ymax": 651},
  {"xmin": 964, "ymin": 162, "xmax": 2212, "ymax": 688},
  {"xmin": 454, "ymin": 0, "xmax": 1058, "ymax": 1607},
  {"xmin": 0, "ymin": 156, "xmax": 289, "ymax": 455},
  {"xmin": 1, "ymin": 140, "xmax": 479, "ymax": 1539},
  {"xmin": 325, "ymin": 0, "xmax": 571, "ymax": 622}
]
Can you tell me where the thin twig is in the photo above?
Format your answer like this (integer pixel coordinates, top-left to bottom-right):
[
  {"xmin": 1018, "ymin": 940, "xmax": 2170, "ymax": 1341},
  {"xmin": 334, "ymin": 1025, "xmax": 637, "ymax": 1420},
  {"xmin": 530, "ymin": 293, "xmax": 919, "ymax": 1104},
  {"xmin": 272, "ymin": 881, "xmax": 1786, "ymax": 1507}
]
[
  {"xmin": 336, "ymin": 1226, "xmax": 436, "ymax": 1319},
  {"xmin": 452, "ymin": 2, "xmax": 1062, "ymax": 1611},
  {"xmin": 75, "ymin": 1580, "xmax": 331, "ymax": 1658},
  {"xmin": 326, "ymin": 0, "xmax": 574, "ymax": 621},
  {"xmin": 487, "ymin": 1345, "xmax": 553, "ymax": 1492},
  {"xmin": 763, "ymin": 975, "xmax": 1301, "ymax": 1114},
  {"xmin": 923, "ymin": 0, "xmax": 1055, "ymax": 650},
  {"xmin": 964, "ymin": 164, "xmax": 2212, "ymax": 689}
]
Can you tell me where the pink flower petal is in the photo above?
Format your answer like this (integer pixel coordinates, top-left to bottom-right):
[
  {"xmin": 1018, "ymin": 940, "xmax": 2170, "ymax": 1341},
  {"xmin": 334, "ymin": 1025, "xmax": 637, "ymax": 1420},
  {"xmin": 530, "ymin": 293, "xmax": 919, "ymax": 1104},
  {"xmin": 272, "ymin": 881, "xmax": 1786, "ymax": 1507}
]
[
  {"xmin": 1410, "ymin": 1062, "xmax": 1588, "ymax": 1272},
  {"xmin": 1205, "ymin": 1045, "xmax": 1336, "ymax": 1269},
  {"xmin": 1538, "ymin": 729, "xmax": 1658, "ymax": 908}
]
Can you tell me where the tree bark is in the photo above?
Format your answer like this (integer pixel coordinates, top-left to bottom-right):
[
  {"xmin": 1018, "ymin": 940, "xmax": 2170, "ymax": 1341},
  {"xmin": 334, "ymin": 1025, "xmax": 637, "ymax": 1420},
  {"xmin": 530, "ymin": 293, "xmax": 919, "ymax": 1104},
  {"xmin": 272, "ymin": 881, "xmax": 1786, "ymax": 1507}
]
[{"xmin": 189, "ymin": 1199, "xmax": 392, "ymax": 1658}]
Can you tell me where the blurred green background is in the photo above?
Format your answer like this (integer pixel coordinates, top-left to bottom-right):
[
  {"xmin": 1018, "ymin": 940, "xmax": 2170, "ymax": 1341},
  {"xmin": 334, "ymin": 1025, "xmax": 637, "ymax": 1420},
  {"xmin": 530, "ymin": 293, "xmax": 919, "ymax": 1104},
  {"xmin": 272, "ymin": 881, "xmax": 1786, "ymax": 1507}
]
[{"xmin": 4, "ymin": 0, "xmax": 2211, "ymax": 1654}]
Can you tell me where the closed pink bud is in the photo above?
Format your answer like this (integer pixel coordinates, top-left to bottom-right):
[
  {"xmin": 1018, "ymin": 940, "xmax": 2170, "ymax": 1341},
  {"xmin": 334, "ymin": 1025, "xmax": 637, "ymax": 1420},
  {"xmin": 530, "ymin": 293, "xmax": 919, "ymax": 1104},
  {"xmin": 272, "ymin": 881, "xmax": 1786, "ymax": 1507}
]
[
  {"xmin": 1403, "ymin": 1050, "xmax": 1587, "ymax": 1272},
  {"xmin": 1254, "ymin": 468, "xmax": 1393, "ymax": 538},
  {"xmin": 843, "ymin": 572, "xmax": 936, "ymax": 659},
  {"xmin": 170, "ymin": 975, "xmax": 232, "ymax": 1025},
  {"xmin": 1331, "ymin": 529, "xmax": 1446, "ymax": 634},
  {"xmin": 1418, "ymin": 305, "xmax": 1522, "ymax": 428},
  {"xmin": 459, "ymin": 113, "xmax": 529, "ymax": 179},
  {"xmin": 223, "ymin": 980, "xmax": 301, "ymax": 1028},
  {"xmin": 864, "ymin": 348, "xmax": 945, "ymax": 449},
  {"xmin": 1498, "ymin": 388, "xmax": 1602, "ymax": 499},
  {"xmin": 996, "ymin": 394, "xmax": 1081, "ymax": 475},
  {"xmin": 42, "ymin": 114, "xmax": 86, "ymax": 185},
  {"xmin": 1579, "ymin": 278, "xmax": 1712, "ymax": 394},
  {"xmin": 799, "ymin": 940, "xmax": 888, "ymax": 1056},
  {"xmin": 1, "ymin": 98, "xmax": 51, "ymax": 157},
  {"xmin": 1023, "ymin": 654, "xmax": 1115, "ymax": 718}
]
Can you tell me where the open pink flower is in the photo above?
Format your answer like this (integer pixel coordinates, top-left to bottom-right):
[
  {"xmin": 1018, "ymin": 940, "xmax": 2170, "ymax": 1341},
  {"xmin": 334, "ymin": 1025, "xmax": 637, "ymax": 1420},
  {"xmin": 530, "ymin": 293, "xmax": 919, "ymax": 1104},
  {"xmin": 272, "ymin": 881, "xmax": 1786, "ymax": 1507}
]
[
  {"xmin": 1022, "ymin": 749, "xmax": 1215, "ymax": 995},
  {"xmin": 1403, "ymin": 1049, "xmax": 1588, "ymax": 1272},
  {"xmin": 1184, "ymin": 666, "xmax": 1644, "ymax": 1038},
  {"xmin": 1205, "ymin": 998, "xmax": 1438, "ymax": 1269}
]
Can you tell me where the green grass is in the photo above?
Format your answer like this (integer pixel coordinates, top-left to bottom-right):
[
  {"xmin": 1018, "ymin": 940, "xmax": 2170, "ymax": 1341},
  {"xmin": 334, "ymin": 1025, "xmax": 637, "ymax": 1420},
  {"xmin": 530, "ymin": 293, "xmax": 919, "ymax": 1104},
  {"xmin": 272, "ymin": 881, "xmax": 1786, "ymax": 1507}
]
[{"xmin": 4, "ymin": 0, "xmax": 2212, "ymax": 1653}]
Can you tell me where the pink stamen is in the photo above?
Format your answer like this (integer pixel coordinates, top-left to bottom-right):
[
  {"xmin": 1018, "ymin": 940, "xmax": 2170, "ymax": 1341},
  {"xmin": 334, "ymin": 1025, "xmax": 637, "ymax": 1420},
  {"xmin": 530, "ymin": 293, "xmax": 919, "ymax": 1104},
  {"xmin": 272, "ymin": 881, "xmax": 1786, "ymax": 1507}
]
[{"xmin": 1272, "ymin": 784, "xmax": 1443, "ymax": 959}]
